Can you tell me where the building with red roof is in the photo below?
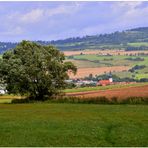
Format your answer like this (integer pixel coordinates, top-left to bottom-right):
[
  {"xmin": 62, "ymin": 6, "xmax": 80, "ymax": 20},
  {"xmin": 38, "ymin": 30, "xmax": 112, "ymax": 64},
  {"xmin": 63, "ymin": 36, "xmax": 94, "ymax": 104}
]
[{"xmin": 98, "ymin": 78, "xmax": 113, "ymax": 86}]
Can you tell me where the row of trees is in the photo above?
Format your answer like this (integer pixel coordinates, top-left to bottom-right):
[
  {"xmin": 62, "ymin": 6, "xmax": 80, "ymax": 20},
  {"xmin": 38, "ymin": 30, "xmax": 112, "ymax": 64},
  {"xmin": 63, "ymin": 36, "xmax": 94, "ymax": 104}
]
[{"xmin": 1, "ymin": 27, "xmax": 148, "ymax": 52}]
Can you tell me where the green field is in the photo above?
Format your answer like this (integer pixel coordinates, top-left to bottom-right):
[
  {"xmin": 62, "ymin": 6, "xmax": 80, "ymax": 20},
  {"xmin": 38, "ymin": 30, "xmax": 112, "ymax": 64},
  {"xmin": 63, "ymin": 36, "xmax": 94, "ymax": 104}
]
[
  {"xmin": 73, "ymin": 55, "xmax": 129, "ymax": 66},
  {"xmin": 128, "ymin": 42, "xmax": 148, "ymax": 47},
  {"xmin": 72, "ymin": 54, "xmax": 148, "ymax": 67},
  {"xmin": 0, "ymin": 103, "xmax": 147, "ymax": 147},
  {"xmin": 64, "ymin": 83, "xmax": 148, "ymax": 93}
]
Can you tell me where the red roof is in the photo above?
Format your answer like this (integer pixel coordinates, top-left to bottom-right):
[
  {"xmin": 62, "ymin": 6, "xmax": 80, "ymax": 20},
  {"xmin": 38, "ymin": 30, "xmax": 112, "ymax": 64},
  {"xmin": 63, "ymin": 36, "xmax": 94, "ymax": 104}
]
[{"xmin": 99, "ymin": 80, "xmax": 110, "ymax": 85}]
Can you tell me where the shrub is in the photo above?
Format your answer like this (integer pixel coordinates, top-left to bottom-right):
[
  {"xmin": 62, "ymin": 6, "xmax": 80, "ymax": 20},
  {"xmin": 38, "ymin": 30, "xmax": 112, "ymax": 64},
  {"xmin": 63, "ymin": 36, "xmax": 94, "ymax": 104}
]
[{"xmin": 11, "ymin": 96, "xmax": 148, "ymax": 105}]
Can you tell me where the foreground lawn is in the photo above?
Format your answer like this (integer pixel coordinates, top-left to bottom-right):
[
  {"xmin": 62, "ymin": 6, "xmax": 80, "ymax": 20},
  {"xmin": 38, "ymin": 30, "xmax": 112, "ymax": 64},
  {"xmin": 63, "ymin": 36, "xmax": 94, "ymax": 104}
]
[{"xmin": 0, "ymin": 104, "xmax": 148, "ymax": 146}]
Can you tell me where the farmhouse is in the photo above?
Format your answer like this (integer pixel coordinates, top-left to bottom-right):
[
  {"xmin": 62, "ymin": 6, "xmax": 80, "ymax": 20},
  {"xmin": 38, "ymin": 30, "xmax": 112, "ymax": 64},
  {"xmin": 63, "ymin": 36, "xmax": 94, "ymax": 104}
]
[
  {"xmin": 0, "ymin": 89, "xmax": 6, "ymax": 94},
  {"xmin": 98, "ymin": 78, "xmax": 113, "ymax": 86},
  {"xmin": 0, "ymin": 84, "xmax": 7, "ymax": 95}
]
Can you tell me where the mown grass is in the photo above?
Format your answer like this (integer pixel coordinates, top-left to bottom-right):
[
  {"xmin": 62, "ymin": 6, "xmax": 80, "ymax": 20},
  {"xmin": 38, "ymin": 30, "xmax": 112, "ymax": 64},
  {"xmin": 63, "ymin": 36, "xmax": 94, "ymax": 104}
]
[
  {"xmin": 64, "ymin": 83, "xmax": 148, "ymax": 93},
  {"xmin": 0, "ymin": 103, "xmax": 148, "ymax": 147}
]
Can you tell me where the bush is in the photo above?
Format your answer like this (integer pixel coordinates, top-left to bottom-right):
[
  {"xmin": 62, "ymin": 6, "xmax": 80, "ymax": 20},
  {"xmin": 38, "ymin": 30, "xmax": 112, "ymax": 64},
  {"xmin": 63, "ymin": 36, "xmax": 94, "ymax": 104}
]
[
  {"xmin": 11, "ymin": 98, "xmax": 34, "ymax": 104},
  {"xmin": 11, "ymin": 96, "xmax": 148, "ymax": 105},
  {"xmin": 121, "ymin": 97, "xmax": 148, "ymax": 104}
]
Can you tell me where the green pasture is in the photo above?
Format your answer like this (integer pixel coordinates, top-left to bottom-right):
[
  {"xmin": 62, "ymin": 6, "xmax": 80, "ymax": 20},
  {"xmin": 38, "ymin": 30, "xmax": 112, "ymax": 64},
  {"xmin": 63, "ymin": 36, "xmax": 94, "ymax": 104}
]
[
  {"xmin": 112, "ymin": 71, "xmax": 133, "ymax": 78},
  {"xmin": 128, "ymin": 42, "xmax": 148, "ymax": 47},
  {"xmin": 136, "ymin": 74, "xmax": 148, "ymax": 79},
  {"xmin": 65, "ymin": 59, "xmax": 101, "ymax": 68},
  {"xmin": 72, "ymin": 54, "xmax": 148, "ymax": 67},
  {"xmin": 0, "ymin": 103, "xmax": 148, "ymax": 147}
]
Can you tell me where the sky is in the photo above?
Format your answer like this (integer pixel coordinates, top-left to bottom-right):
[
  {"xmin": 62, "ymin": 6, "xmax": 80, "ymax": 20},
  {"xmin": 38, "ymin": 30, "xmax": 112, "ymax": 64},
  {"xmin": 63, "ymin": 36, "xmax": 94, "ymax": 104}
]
[{"xmin": 0, "ymin": 1, "xmax": 148, "ymax": 42}]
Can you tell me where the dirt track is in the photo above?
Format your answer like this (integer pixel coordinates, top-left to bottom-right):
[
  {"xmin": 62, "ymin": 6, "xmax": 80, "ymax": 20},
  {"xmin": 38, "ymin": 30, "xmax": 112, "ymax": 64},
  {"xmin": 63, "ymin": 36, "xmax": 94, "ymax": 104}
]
[{"xmin": 66, "ymin": 85, "xmax": 148, "ymax": 99}]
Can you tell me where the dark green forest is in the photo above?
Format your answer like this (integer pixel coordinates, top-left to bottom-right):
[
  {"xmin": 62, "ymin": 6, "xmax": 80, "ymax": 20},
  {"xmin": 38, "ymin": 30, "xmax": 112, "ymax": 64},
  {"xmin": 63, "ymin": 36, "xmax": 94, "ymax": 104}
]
[{"xmin": 0, "ymin": 27, "xmax": 148, "ymax": 53}]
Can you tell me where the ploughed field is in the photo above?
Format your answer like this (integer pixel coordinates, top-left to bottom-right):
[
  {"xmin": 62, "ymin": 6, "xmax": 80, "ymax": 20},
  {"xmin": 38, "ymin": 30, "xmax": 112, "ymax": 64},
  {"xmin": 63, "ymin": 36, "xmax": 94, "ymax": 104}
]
[
  {"xmin": 0, "ymin": 103, "xmax": 148, "ymax": 147},
  {"xmin": 66, "ymin": 84, "xmax": 148, "ymax": 99}
]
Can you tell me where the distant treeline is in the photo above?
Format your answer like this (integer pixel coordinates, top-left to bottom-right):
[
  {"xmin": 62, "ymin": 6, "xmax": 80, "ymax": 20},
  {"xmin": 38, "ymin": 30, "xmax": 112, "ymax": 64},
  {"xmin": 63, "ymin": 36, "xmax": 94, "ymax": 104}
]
[{"xmin": 1, "ymin": 27, "xmax": 148, "ymax": 53}]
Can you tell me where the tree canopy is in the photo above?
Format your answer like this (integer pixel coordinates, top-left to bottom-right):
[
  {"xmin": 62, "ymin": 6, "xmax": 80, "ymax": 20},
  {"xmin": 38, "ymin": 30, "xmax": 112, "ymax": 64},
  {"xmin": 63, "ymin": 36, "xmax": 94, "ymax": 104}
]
[{"xmin": 0, "ymin": 41, "xmax": 77, "ymax": 100}]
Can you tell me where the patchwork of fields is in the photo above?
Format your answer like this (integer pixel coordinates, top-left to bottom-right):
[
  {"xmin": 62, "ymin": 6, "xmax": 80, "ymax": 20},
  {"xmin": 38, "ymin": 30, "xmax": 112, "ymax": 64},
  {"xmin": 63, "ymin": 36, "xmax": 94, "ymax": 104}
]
[
  {"xmin": 1, "ymin": 50, "xmax": 148, "ymax": 79},
  {"xmin": 65, "ymin": 50, "xmax": 148, "ymax": 79}
]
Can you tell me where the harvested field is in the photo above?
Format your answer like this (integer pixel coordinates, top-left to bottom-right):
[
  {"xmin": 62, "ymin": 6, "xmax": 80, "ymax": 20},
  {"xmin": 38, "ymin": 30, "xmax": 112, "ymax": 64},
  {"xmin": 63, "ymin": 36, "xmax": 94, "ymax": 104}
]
[
  {"xmin": 64, "ymin": 50, "xmax": 148, "ymax": 56},
  {"xmin": 66, "ymin": 85, "xmax": 148, "ymax": 99},
  {"xmin": 68, "ymin": 66, "xmax": 130, "ymax": 79}
]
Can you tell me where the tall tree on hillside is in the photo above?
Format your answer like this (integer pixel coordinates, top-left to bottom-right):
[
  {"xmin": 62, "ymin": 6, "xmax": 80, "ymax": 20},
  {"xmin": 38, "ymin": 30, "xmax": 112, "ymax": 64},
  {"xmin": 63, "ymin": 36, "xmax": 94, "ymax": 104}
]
[{"xmin": 0, "ymin": 41, "xmax": 77, "ymax": 100}]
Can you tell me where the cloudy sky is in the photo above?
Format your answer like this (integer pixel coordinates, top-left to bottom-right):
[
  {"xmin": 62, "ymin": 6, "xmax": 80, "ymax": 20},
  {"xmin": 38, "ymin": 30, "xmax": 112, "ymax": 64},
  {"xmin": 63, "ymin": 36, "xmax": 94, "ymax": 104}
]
[{"xmin": 0, "ymin": 1, "xmax": 148, "ymax": 42}]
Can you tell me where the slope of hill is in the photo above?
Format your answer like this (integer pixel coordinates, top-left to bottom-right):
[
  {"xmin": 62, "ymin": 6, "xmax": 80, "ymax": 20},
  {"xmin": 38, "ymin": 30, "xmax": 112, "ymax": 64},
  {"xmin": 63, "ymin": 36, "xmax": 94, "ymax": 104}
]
[
  {"xmin": 0, "ymin": 27, "xmax": 148, "ymax": 53},
  {"xmin": 0, "ymin": 42, "xmax": 17, "ymax": 54}
]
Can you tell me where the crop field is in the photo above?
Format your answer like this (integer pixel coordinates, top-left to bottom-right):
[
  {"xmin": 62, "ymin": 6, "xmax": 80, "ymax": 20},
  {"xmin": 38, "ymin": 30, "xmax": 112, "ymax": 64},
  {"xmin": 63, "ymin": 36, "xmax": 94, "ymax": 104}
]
[
  {"xmin": 66, "ymin": 84, "xmax": 148, "ymax": 99},
  {"xmin": 66, "ymin": 52, "xmax": 148, "ymax": 79},
  {"xmin": 64, "ymin": 50, "xmax": 148, "ymax": 56},
  {"xmin": 68, "ymin": 66, "xmax": 130, "ymax": 79},
  {"xmin": 0, "ymin": 103, "xmax": 148, "ymax": 147}
]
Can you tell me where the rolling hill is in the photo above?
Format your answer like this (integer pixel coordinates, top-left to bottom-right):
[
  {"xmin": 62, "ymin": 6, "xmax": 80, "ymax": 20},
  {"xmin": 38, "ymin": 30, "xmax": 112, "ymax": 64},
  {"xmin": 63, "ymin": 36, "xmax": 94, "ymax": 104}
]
[{"xmin": 0, "ymin": 27, "xmax": 148, "ymax": 53}]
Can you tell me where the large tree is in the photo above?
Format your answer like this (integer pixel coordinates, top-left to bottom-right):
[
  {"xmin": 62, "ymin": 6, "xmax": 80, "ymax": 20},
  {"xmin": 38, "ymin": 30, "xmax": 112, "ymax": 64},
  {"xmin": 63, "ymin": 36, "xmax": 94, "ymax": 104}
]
[{"xmin": 0, "ymin": 41, "xmax": 77, "ymax": 100}]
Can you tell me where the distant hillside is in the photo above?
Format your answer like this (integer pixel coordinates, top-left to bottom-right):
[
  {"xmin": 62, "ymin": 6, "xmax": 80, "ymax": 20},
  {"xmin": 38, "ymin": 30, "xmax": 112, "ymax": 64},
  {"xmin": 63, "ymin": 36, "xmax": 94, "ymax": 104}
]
[{"xmin": 0, "ymin": 27, "xmax": 148, "ymax": 53}]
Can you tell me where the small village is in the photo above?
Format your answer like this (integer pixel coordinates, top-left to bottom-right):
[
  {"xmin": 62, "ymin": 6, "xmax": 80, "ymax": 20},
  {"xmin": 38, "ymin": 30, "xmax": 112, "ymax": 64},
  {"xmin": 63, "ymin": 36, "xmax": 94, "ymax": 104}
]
[{"xmin": 65, "ymin": 77, "xmax": 136, "ymax": 87}]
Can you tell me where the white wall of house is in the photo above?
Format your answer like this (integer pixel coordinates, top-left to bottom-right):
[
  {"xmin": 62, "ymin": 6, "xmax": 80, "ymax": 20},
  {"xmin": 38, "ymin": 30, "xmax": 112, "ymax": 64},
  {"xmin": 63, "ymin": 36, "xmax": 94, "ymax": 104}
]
[{"xmin": 0, "ymin": 89, "xmax": 5, "ymax": 94}]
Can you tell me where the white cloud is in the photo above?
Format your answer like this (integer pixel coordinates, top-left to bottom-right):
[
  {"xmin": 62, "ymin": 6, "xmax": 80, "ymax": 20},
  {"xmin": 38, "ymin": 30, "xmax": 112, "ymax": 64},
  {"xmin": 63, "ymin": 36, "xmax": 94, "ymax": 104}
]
[
  {"xmin": 116, "ymin": 1, "xmax": 143, "ymax": 9},
  {"xmin": 46, "ymin": 6, "xmax": 69, "ymax": 17},
  {"xmin": 20, "ymin": 9, "xmax": 44, "ymax": 23},
  {"xmin": 1, "ymin": 26, "xmax": 24, "ymax": 36},
  {"xmin": 110, "ymin": 1, "xmax": 148, "ymax": 28},
  {"xmin": 45, "ymin": 4, "xmax": 81, "ymax": 17},
  {"xmin": 6, "ymin": 4, "xmax": 81, "ymax": 25}
]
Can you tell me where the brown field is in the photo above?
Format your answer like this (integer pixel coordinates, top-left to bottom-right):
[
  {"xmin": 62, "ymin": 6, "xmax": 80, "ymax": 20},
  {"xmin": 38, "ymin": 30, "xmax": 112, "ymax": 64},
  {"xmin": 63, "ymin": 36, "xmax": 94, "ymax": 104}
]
[
  {"xmin": 66, "ymin": 85, "xmax": 148, "ymax": 99},
  {"xmin": 64, "ymin": 50, "xmax": 148, "ymax": 56},
  {"xmin": 68, "ymin": 66, "xmax": 130, "ymax": 79}
]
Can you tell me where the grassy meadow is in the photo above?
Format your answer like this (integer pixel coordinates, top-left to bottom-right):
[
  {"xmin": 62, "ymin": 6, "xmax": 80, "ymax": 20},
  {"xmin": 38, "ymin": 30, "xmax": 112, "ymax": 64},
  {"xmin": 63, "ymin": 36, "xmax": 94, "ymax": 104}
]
[
  {"xmin": 128, "ymin": 42, "xmax": 148, "ymax": 47},
  {"xmin": 0, "ymin": 103, "xmax": 148, "ymax": 147}
]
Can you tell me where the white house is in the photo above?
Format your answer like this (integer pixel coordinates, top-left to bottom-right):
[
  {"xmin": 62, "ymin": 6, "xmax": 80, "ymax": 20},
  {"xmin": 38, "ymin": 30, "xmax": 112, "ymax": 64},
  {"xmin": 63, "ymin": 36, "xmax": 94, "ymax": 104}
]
[{"xmin": 0, "ymin": 89, "xmax": 6, "ymax": 94}]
